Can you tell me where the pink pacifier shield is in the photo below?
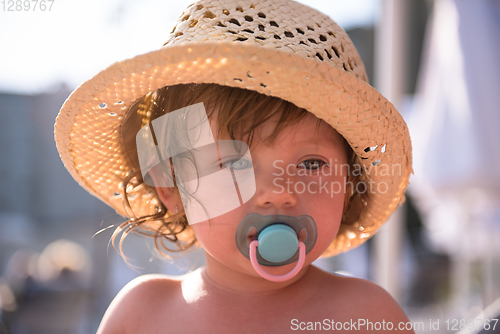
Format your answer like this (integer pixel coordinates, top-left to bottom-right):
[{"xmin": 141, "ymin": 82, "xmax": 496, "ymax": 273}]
[{"xmin": 235, "ymin": 213, "xmax": 317, "ymax": 267}]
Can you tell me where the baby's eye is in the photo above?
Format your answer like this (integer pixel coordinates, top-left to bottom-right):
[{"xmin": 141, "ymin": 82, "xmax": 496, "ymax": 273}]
[
  {"xmin": 221, "ymin": 158, "xmax": 253, "ymax": 170},
  {"xmin": 298, "ymin": 159, "xmax": 327, "ymax": 170}
]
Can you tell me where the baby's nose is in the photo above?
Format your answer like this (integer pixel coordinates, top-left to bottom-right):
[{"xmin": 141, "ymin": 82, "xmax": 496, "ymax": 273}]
[{"xmin": 253, "ymin": 169, "xmax": 298, "ymax": 208}]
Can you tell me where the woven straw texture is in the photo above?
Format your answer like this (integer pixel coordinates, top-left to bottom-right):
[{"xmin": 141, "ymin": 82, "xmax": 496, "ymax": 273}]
[{"xmin": 54, "ymin": 0, "xmax": 413, "ymax": 256}]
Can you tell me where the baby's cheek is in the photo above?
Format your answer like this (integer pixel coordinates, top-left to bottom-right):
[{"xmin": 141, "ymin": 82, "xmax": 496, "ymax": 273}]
[
  {"xmin": 313, "ymin": 198, "xmax": 344, "ymax": 254},
  {"xmin": 320, "ymin": 214, "xmax": 342, "ymax": 241},
  {"xmin": 191, "ymin": 218, "xmax": 238, "ymax": 252}
]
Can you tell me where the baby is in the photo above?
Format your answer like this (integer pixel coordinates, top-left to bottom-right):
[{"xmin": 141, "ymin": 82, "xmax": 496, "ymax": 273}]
[{"xmin": 54, "ymin": 0, "xmax": 414, "ymax": 333}]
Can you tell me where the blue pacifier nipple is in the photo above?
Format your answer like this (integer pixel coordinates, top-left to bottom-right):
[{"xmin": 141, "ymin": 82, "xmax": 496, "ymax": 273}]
[
  {"xmin": 257, "ymin": 224, "xmax": 299, "ymax": 263},
  {"xmin": 235, "ymin": 213, "xmax": 317, "ymax": 267}
]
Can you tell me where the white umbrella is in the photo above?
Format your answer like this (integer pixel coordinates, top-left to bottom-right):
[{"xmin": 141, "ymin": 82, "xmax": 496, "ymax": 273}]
[{"xmin": 408, "ymin": 0, "xmax": 500, "ymax": 314}]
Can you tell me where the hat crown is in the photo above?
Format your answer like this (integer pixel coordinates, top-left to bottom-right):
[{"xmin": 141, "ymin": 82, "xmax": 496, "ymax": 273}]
[{"xmin": 163, "ymin": 0, "xmax": 368, "ymax": 83}]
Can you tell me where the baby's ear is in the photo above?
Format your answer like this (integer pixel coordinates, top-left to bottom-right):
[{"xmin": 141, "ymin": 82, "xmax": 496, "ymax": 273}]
[
  {"xmin": 156, "ymin": 185, "xmax": 174, "ymax": 204},
  {"xmin": 155, "ymin": 185, "xmax": 184, "ymax": 215}
]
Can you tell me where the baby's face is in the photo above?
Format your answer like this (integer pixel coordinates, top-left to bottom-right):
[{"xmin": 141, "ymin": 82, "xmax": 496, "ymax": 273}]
[{"xmin": 185, "ymin": 106, "xmax": 348, "ymax": 277}]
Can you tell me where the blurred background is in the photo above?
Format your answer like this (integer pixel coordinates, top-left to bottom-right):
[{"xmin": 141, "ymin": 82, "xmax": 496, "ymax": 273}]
[{"xmin": 0, "ymin": 0, "xmax": 499, "ymax": 333}]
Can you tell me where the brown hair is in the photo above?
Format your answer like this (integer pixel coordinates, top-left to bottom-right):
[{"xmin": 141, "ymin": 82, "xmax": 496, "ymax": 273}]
[{"xmin": 112, "ymin": 83, "xmax": 365, "ymax": 260}]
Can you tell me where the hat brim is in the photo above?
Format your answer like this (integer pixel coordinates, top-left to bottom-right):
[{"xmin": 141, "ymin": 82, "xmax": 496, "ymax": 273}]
[{"xmin": 54, "ymin": 41, "xmax": 412, "ymax": 256}]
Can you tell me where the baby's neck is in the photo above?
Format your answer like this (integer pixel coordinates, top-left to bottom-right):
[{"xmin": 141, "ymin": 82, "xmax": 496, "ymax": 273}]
[
  {"xmin": 202, "ymin": 266, "xmax": 307, "ymax": 296},
  {"xmin": 179, "ymin": 260, "xmax": 328, "ymax": 316},
  {"xmin": 193, "ymin": 252, "xmax": 327, "ymax": 302}
]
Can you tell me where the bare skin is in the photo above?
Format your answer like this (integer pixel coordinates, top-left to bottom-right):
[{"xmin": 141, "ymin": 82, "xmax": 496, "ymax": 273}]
[
  {"xmin": 97, "ymin": 108, "xmax": 415, "ymax": 334},
  {"xmin": 97, "ymin": 265, "xmax": 415, "ymax": 334}
]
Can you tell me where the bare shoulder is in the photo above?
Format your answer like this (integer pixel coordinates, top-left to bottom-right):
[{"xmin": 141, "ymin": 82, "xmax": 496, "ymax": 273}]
[
  {"xmin": 312, "ymin": 267, "xmax": 415, "ymax": 333},
  {"xmin": 96, "ymin": 274, "xmax": 181, "ymax": 334},
  {"xmin": 329, "ymin": 274, "xmax": 408, "ymax": 317}
]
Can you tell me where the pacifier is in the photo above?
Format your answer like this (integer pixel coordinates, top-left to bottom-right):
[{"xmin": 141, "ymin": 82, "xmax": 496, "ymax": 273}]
[{"xmin": 235, "ymin": 213, "xmax": 317, "ymax": 282}]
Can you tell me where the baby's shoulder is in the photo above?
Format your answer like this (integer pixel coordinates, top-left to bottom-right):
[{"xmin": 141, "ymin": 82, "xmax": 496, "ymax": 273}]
[
  {"xmin": 96, "ymin": 274, "xmax": 181, "ymax": 334},
  {"xmin": 322, "ymin": 273, "xmax": 398, "ymax": 308},
  {"xmin": 125, "ymin": 272, "xmax": 181, "ymax": 295},
  {"xmin": 309, "ymin": 268, "xmax": 413, "ymax": 332},
  {"xmin": 113, "ymin": 273, "xmax": 181, "ymax": 309},
  {"xmin": 321, "ymin": 271, "xmax": 386, "ymax": 296}
]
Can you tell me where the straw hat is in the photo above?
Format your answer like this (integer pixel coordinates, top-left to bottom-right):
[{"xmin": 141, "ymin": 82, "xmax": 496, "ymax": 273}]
[{"xmin": 54, "ymin": 0, "xmax": 412, "ymax": 256}]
